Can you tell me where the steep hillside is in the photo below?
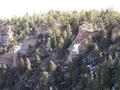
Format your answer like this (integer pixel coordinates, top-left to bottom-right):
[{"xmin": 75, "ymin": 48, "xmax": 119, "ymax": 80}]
[{"xmin": 0, "ymin": 10, "xmax": 120, "ymax": 90}]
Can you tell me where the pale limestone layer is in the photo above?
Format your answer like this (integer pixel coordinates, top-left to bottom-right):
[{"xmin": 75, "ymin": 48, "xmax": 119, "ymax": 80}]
[
  {"xmin": 111, "ymin": 27, "xmax": 120, "ymax": 42},
  {"xmin": 68, "ymin": 23, "xmax": 100, "ymax": 61},
  {"xmin": 0, "ymin": 25, "xmax": 14, "ymax": 46}
]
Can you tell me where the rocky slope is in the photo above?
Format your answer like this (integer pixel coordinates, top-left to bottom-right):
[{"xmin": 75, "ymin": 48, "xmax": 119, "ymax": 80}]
[{"xmin": 0, "ymin": 9, "xmax": 120, "ymax": 90}]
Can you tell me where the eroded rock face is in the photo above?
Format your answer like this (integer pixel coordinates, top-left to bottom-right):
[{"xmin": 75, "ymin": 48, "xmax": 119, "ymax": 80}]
[
  {"xmin": 0, "ymin": 25, "xmax": 14, "ymax": 46},
  {"xmin": 0, "ymin": 45, "xmax": 21, "ymax": 67},
  {"xmin": 19, "ymin": 36, "xmax": 37, "ymax": 54},
  {"xmin": 0, "ymin": 24, "xmax": 53, "ymax": 68},
  {"xmin": 68, "ymin": 23, "xmax": 100, "ymax": 60},
  {"xmin": 111, "ymin": 27, "xmax": 120, "ymax": 42}
]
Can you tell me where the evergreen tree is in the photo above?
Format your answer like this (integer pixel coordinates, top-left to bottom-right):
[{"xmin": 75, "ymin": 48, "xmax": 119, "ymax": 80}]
[
  {"xmin": 25, "ymin": 58, "xmax": 32, "ymax": 71},
  {"xmin": 48, "ymin": 29, "xmax": 52, "ymax": 37},
  {"xmin": 113, "ymin": 52, "xmax": 120, "ymax": 89},
  {"xmin": 57, "ymin": 36, "xmax": 64, "ymax": 57},
  {"xmin": 52, "ymin": 28, "xmax": 60, "ymax": 37},
  {"xmin": 46, "ymin": 38, "xmax": 52, "ymax": 51},
  {"xmin": 35, "ymin": 54, "xmax": 41, "ymax": 64},
  {"xmin": 52, "ymin": 34, "xmax": 57, "ymax": 48},
  {"xmin": 66, "ymin": 24, "xmax": 72, "ymax": 39},
  {"xmin": 70, "ymin": 17, "xmax": 79, "ymax": 35},
  {"xmin": 96, "ymin": 61, "xmax": 112, "ymax": 90},
  {"xmin": 35, "ymin": 49, "xmax": 41, "ymax": 65},
  {"xmin": 35, "ymin": 49, "xmax": 40, "ymax": 56},
  {"xmin": 63, "ymin": 30, "xmax": 67, "ymax": 40},
  {"xmin": 41, "ymin": 71, "xmax": 50, "ymax": 90},
  {"xmin": 49, "ymin": 60, "xmax": 57, "ymax": 72},
  {"xmin": 93, "ymin": 44, "xmax": 100, "ymax": 55},
  {"xmin": 58, "ymin": 36, "xmax": 64, "ymax": 49},
  {"xmin": 19, "ymin": 58, "xmax": 25, "ymax": 74}
]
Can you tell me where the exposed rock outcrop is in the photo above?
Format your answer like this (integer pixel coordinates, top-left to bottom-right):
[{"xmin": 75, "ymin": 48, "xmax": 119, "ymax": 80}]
[
  {"xmin": 111, "ymin": 26, "xmax": 120, "ymax": 42},
  {"xmin": 68, "ymin": 23, "xmax": 100, "ymax": 61}
]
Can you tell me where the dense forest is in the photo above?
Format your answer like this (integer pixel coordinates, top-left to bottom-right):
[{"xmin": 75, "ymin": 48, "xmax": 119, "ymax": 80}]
[{"xmin": 0, "ymin": 9, "xmax": 120, "ymax": 90}]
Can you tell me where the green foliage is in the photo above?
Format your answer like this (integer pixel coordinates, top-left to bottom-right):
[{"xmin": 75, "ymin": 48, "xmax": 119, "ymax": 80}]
[
  {"xmin": 25, "ymin": 58, "xmax": 32, "ymax": 71},
  {"xmin": 70, "ymin": 17, "xmax": 79, "ymax": 35},
  {"xmin": 63, "ymin": 30, "xmax": 67, "ymax": 40},
  {"xmin": 96, "ymin": 61, "xmax": 112, "ymax": 90},
  {"xmin": 52, "ymin": 34, "xmax": 57, "ymax": 48},
  {"xmin": 66, "ymin": 23, "xmax": 72, "ymax": 39},
  {"xmin": 58, "ymin": 36, "xmax": 64, "ymax": 49},
  {"xmin": 94, "ymin": 45, "xmax": 99, "ymax": 52},
  {"xmin": 35, "ymin": 54, "xmax": 41, "ymax": 64},
  {"xmin": 2, "ymin": 9, "xmax": 120, "ymax": 90},
  {"xmin": 42, "ymin": 71, "xmax": 49, "ymax": 85},
  {"xmin": 52, "ymin": 28, "xmax": 60, "ymax": 37},
  {"xmin": 0, "ymin": 47, "xmax": 8, "ymax": 55},
  {"xmin": 35, "ymin": 48, "xmax": 40, "ymax": 55},
  {"xmin": 48, "ymin": 29, "xmax": 52, "ymax": 36},
  {"xmin": 19, "ymin": 58, "xmax": 25, "ymax": 74},
  {"xmin": 49, "ymin": 60, "xmax": 57, "ymax": 72}
]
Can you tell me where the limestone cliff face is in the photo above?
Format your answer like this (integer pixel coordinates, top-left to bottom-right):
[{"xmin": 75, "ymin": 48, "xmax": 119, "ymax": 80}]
[
  {"xmin": 0, "ymin": 35, "xmax": 37, "ymax": 67},
  {"xmin": 68, "ymin": 23, "xmax": 100, "ymax": 60},
  {"xmin": 0, "ymin": 23, "xmax": 101, "ymax": 68},
  {"xmin": 111, "ymin": 26, "xmax": 120, "ymax": 42},
  {"xmin": 0, "ymin": 24, "xmax": 52, "ymax": 67},
  {"xmin": 0, "ymin": 25, "xmax": 14, "ymax": 46}
]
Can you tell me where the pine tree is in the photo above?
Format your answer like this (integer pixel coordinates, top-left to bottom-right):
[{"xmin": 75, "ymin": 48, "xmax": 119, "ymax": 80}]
[
  {"xmin": 46, "ymin": 38, "xmax": 52, "ymax": 51},
  {"xmin": 25, "ymin": 58, "xmax": 32, "ymax": 71},
  {"xmin": 114, "ymin": 52, "xmax": 120, "ymax": 89},
  {"xmin": 117, "ymin": 59, "xmax": 120, "ymax": 89},
  {"xmin": 35, "ymin": 49, "xmax": 41, "ymax": 64},
  {"xmin": 53, "ymin": 28, "xmax": 60, "ymax": 37},
  {"xmin": 96, "ymin": 61, "xmax": 112, "ymax": 90},
  {"xmin": 63, "ymin": 30, "xmax": 67, "ymax": 40},
  {"xmin": 58, "ymin": 36, "xmax": 64, "ymax": 49},
  {"xmin": 70, "ymin": 17, "xmax": 79, "ymax": 35},
  {"xmin": 35, "ymin": 54, "xmax": 41, "ymax": 64},
  {"xmin": 93, "ymin": 44, "xmax": 100, "ymax": 55},
  {"xmin": 19, "ymin": 58, "xmax": 25, "ymax": 74},
  {"xmin": 40, "ymin": 71, "xmax": 50, "ymax": 90},
  {"xmin": 94, "ymin": 44, "xmax": 99, "ymax": 52},
  {"xmin": 109, "ymin": 54, "xmax": 113, "ymax": 62},
  {"xmin": 66, "ymin": 24, "xmax": 72, "ymax": 39},
  {"xmin": 42, "ymin": 71, "xmax": 49, "ymax": 85},
  {"xmin": 35, "ymin": 49, "xmax": 40, "ymax": 56},
  {"xmin": 49, "ymin": 60, "xmax": 57, "ymax": 72},
  {"xmin": 48, "ymin": 29, "xmax": 52, "ymax": 36},
  {"xmin": 57, "ymin": 36, "xmax": 64, "ymax": 57},
  {"xmin": 52, "ymin": 34, "xmax": 57, "ymax": 48}
]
